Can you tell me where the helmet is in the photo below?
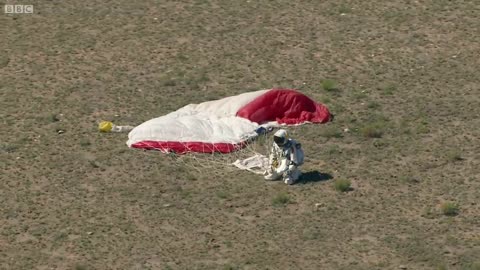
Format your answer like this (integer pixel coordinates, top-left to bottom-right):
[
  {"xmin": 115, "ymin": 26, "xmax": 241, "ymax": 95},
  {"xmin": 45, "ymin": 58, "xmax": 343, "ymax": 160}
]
[{"xmin": 273, "ymin": 129, "xmax": 288, "ymax": 146}]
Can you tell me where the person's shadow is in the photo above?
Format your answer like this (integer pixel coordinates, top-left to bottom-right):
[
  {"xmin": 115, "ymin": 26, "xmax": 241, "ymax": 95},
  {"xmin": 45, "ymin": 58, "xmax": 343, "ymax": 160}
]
[{"xmin": 297, "ymin": 170, "xmax": 333, "ymax": 185}]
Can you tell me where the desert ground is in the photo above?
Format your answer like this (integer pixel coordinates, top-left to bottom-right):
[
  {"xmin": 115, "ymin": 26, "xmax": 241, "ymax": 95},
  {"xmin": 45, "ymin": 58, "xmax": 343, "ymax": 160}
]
[{"xmin": 1, "ymin": 0, "xmax": 479, "ymax": 269}]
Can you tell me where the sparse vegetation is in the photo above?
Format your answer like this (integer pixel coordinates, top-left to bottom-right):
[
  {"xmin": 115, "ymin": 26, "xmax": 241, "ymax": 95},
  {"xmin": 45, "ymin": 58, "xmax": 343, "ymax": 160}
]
[
  {"xmin": 216, "ymin": 191, "xmax": 229, "ymax": 199},
  {"xmin": 74, "ymin": 264, "xmax": 88, "ymax": 270},
  {"xmin": 436, "ymin": 264, "xmax": 448, "ymax": 270},
  {"xmin": 415, "ymin": 118, "xmax": 430, "ymax": 134},
  {"xmin": 382, "ymin": 84, "xmax": 396, "ymax": 95},
  {"xmin": 353, "ymin": 91, "xmax": 367, "ymax": 100},
  {"xmin": 320, "ymin": 126, "xmax": 343, "ymax": 138},
  {"xmin": 0, "ymin": 55, "xmax": 10, "ymax": 68},
  {"xmin": 338, "ymin": 4, "xmax": 352, "ymax": 14},
  {"xmin": 325, "ymin": 145, "xmax": 341, "ymax": 156},
  {"xmin": 223, "ymin": 265, "xmax": 240, "ymax": 270},
  {"xmin": 367, "ymin": 101, "xmax": 380, "ymax": 109},
  {"xmin": 360, "ymin": 123, "xmax": 385, "ymax": 138},
  {"xmin": 162, "ymin": 79, "xmax": 177, "ymax": 87},
  {"xmin": 321, "ymin": 79, "xmax": 338, "ymax": 92},
  {"xmin": 197, "ymin": 72, "xmax": 210, "ymax": 83},
  {"xmin": 88, "ymin": 160, "xmax": 100, "ymax": 168},
  {"xmin": 467, "ymin": 262, "xmax": 480, "ymax": 270},
  {"xmin": 79, "ymin": 139, "xmax": 91, "ymax": 147},
  {"xmin": 186, "ymin": 173, "xmax": 197, "ymax": 181},
  {"xmin": 49, "ymin": 113, "xmax": 60, "ymax": 122},
  {"xmin": 447, "ymin": 150, "xmax": 463, "ymax": 162},
  {"xmin": 441, "ymin": 202, "xmax": 459, "ymax": 216},
  {"xmin": 2, "ymin": 1, "xmax": 478, "ymax": 269},
  {"xmin": 334, "ymin": 179, "xmax": 352, "ymax": 192},
  {"xmin": 1, "ymin": 143, "xmax": 19, "ymax": 153},
  {"xmin": 422, "ymin": 207, "xmax": 436, "ymax": 219},
  {"xmin": 399, "ymin": 175, "xmax": 419, "ymax": 184},
  {"xmin": 272, "ymin": 193, "xmax": 291, "ymax": 206}
]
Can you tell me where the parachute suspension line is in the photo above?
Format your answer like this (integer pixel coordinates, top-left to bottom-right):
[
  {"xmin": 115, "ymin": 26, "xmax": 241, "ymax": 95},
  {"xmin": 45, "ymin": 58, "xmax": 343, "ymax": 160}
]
[
  {"xmin": 158, "ymin": 126, "xmax": 302, "ymax": 176},
  {"xmin": 164, "ymin": 134, "xmax": 264, "ymax": 175}
]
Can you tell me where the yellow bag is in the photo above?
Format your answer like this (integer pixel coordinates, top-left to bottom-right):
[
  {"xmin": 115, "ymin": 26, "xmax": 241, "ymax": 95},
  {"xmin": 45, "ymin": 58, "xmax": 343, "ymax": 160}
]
[{"xmin": 98, "ymin": 121, "xmax": 113, "ymax": 132}]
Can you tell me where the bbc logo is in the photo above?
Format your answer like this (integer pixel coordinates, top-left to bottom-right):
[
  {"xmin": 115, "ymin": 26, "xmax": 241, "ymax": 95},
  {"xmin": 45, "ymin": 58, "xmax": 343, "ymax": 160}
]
[{"xmin": 4, "ymin": 5, "xmax": 34, "ymax": 14}]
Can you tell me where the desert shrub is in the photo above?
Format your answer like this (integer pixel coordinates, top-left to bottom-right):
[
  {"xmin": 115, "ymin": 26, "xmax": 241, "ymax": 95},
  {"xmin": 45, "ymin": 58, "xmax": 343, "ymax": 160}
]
[
  {"xmin": 272, "ymin": 193, "xmax": 290, "ymax": 206},
  {"xmin": 321, "ymin": 79, "xmax": 337, "ymax": 92},
  {"xmin": 334, "ymin": 179, "xmax": 351, "ymax": 192},
  {"xmin": 360, "ymin": 123, "xmax": 384, "ymax": 138},
  {"xmin": 441, "ymin": 202, "xmax": 459, "ymax": 216},
  {"xmin": 320, "ymin": 126, "xmax": 343, "ymax": 138}
]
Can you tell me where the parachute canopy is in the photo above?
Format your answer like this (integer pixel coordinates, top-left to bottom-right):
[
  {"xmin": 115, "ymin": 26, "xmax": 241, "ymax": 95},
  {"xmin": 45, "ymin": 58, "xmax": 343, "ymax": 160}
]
[{"xmin": 127, "ymin": 89, "xmax": 331, "ymax": 154}]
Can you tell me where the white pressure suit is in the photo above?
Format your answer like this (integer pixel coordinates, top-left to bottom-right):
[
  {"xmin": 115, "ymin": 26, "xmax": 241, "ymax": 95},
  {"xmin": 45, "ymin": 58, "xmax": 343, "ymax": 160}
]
[{"xmin": 264, "ymin": 130, "xmax": 302, "ymax": 185}]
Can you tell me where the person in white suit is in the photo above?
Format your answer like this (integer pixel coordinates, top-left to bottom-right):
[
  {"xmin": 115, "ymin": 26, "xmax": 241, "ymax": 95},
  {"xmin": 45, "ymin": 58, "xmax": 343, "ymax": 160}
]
[{"xmin": 264, "ymin": 129, "xmax": 303, "ymax": 185}]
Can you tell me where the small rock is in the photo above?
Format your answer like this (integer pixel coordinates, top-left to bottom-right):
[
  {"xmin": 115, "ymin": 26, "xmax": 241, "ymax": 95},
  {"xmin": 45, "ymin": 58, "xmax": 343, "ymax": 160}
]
[
  {"xmin": 343, "ymin": 128, "xmax": 350, "ymax": 132},
  {"xmin": 399, "ymin": 265, "xmax": 407, "ymax": 269},
  {"xmin": 315, "ymin": 203, "xmax": 324, "ymax": 208},
  {"xmin": 163, "ymin": 203, "xmax": 171, "ymax": 208},
  {"xmin": 86, "ymin": 231, "xmax": 93, "ymax": 235},
  {"xmin": 57, "ymin": 129, "xmax": 65, "ymax": 134}
]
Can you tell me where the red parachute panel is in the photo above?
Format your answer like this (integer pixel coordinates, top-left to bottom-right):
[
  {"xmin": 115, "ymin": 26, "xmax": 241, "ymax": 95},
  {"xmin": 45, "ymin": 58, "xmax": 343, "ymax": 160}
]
[{"xmin": 236, "ymin": 89, "xmax": 332, "ymax": 124}]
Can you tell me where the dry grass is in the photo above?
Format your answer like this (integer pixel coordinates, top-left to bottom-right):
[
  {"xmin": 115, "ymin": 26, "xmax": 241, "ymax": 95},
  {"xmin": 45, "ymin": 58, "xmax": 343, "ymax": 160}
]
[{"xmin": 1, "ymin": 0, "xmax": 479, "ymax": 269}]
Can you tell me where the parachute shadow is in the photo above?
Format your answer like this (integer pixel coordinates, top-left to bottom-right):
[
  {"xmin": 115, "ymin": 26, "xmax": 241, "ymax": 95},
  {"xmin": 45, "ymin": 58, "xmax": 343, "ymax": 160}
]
[{"xmin": 298, "ymin": 170, "xmax": 333, "ymax": 184}]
